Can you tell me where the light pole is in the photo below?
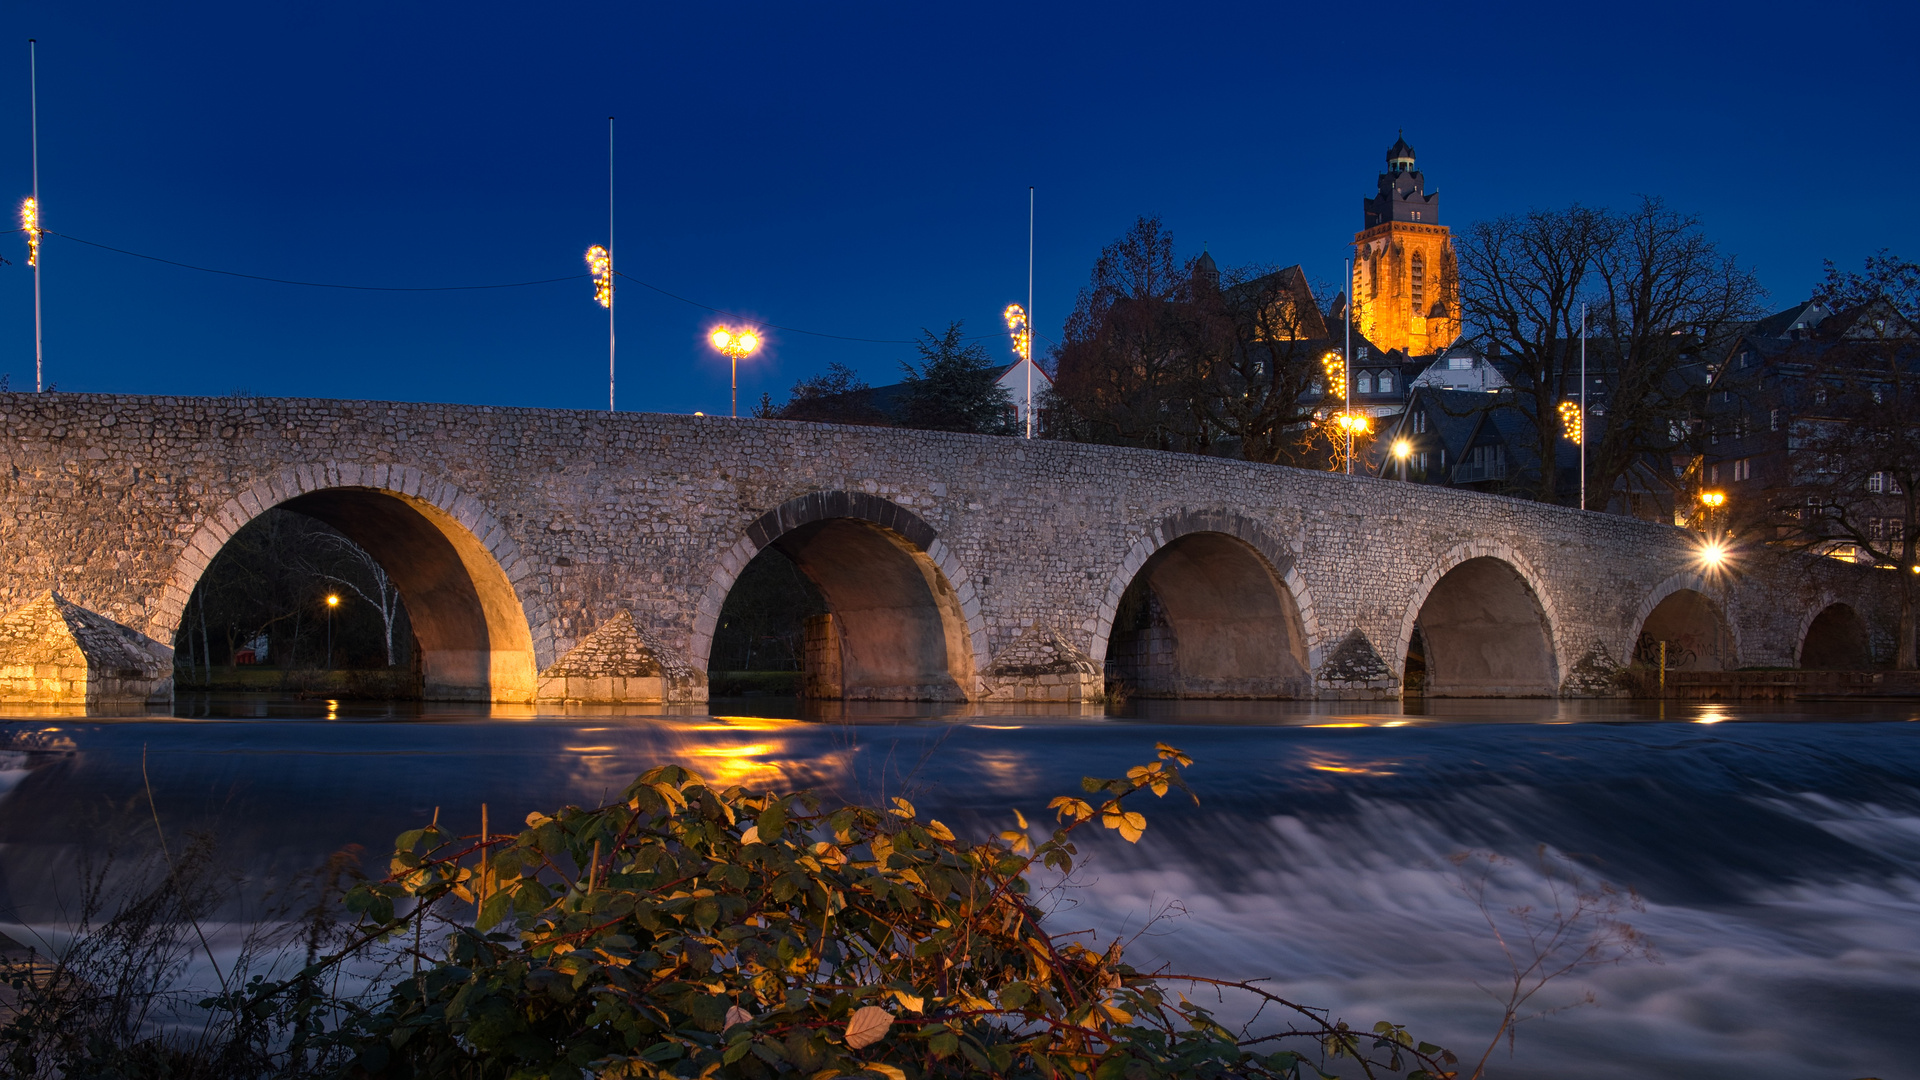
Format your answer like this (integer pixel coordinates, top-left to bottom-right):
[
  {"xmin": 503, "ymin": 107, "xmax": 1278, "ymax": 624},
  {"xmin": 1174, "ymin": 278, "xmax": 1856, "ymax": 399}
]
[
  {"xmin": 1392, "ymin": 437, "xmax": 1412, "ymax": 481},
  {"xmin": 325, "ymin": 594, "xmax": 339, "ymax": 670},
  {"xmin": 708, "ymin": 326, "xmax": 761, "ymax": 417}
]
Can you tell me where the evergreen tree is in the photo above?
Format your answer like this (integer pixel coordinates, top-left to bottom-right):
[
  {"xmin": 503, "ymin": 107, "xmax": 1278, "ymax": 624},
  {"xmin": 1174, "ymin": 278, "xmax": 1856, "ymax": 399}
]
[{"xmin": 898, "ymin": 322, "xmax": 1015, "ymax": 434}]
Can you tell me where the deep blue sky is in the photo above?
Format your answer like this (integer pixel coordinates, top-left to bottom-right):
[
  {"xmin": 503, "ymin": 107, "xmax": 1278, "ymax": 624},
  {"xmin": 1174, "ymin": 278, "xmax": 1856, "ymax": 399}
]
[{"xmin": 3, "ymin": 2, "xmax": 1915, "ymax": 414}]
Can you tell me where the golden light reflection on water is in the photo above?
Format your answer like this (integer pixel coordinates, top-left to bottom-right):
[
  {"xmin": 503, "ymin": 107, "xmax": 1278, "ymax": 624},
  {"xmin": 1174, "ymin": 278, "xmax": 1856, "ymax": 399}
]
[{"xmin": 1693, "ymin": 705, "xmax": 1729, "ymax": 724}]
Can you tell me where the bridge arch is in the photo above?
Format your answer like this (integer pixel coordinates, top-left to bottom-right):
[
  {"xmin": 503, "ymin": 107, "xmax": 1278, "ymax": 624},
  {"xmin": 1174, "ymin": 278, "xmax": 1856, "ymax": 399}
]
[
  {"xmin": 1800, "ymin": 601, "xmax": 1872, "ymax": 669},
  {"xmin": 161, "ymin": 464, "xmax": 544, "ymax": 702},
  {"xmin": 1091, "ymin": 510, "xmax": 1319, "ymax": 698},
  {"xmin": 1626, "ymin": 574, "xmax": 1738, "ymax": 670},
  {"xmin": 692, "ymin": 491, "xmax": 985, "ymax": 701},
  {"xmin": 1397, "ymin": 542, "xmax": 1562, "ymax": 696}
]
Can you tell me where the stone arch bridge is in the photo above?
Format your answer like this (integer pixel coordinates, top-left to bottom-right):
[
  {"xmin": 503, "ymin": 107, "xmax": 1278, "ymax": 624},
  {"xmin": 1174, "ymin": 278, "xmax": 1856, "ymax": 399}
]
[{"xmin": 0, "ymin": 393, "xmax": 1893, "ymax": 707}]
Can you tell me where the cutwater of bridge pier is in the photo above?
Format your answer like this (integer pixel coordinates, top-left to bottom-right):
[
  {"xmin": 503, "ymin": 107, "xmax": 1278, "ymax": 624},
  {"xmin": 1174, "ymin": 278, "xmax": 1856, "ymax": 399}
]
[{"xmin": 0, "ymin": 393, "xmax": 1893, "ymax": 707}]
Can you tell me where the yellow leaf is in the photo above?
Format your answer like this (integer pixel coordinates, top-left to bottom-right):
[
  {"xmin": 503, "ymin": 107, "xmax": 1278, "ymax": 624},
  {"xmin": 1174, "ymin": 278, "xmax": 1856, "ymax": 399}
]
[
  {"xmin": 1101, "ymin": 1001, "xmax": 1133, "ymax": 1024},
  {"xmin": 740, "ymin": 824, "xmax": 760, "ymax": 845},
  {"xmin": 1119, "ymin": 811, "xmax": 1146, "ymax": 843},
  {"xmin": 844, "ymin": 1005, "xmax": 894, "ymax": 1049},
  {"xmin": 890, "ymin": 989, "xmax": 925, "ymax": 1013},
  {"xmin": 925, "ymin": 819, "xmax": 956, "ymax": 842},
  {"xmin": 866, "ymin": 1066, "xmax": 907, "ymax": 1080},
  {"xmin": 1012, "ymin": 808, "xmax": 1028, "ymax": 830},
  {"xmin": 890, "ymin": 796, "xmax": 916, "ymax": 819}
]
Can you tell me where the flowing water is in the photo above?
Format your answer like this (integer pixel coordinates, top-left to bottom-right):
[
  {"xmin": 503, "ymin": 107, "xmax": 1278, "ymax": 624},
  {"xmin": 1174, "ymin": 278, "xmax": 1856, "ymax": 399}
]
[{"xmin": 2, "ymin": 696, "xmax": 1917, "ymax": 1078}]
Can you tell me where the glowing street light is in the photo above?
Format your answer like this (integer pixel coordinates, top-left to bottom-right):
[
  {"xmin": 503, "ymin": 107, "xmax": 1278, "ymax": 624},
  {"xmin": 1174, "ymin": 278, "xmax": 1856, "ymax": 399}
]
[
  {"xmin": 1697, "ymin": 538, "xmax": 1728, "ymax": 570},
  {"xmin": 708, "ymin": 326, "xmax": 762, "ymax": 418},
  {"xmin": 325, "ymin": 593, "xmax": 340, "ymax": 671},
  {"xmin": 1699, "ymin": 490, "xmax": 1726, "ymax": 509},
  {"xmin": 1392, "ymin": 437, "xmax": 1412, "ymax": 481}
]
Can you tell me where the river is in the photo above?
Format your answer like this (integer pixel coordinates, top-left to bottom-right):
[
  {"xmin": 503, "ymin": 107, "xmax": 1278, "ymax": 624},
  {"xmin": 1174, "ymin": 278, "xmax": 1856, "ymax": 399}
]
[{"xmin": 2, "ymin": 696, "xmax": 1916, "ymax": 1079}]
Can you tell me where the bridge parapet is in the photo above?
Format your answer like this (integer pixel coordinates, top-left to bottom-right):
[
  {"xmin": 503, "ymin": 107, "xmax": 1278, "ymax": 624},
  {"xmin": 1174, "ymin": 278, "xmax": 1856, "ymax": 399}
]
[{"xmin": 0, "ymin": 392, "xmax": 1895, "ymax": 708}]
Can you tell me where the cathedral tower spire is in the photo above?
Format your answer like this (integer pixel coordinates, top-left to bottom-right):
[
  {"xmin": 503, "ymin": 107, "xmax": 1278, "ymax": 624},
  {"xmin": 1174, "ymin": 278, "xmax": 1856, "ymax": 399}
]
[{"xmin": 1353, "ymin": 135, "xmax": 1459, "ymax": 355}]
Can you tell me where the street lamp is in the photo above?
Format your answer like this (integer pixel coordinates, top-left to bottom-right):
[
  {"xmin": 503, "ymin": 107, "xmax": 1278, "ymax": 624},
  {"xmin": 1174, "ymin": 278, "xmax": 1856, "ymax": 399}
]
[
  {"xmin": 1392, "ymin": 437, "xmax": 1413, "ymax": 480},
  {"xmin": 708, "ymin": 326, "xmax": 761, "ymax": 418},
  {"xmin": 325, "ymin": 593, "xmax": 340, "ymax": 671}
]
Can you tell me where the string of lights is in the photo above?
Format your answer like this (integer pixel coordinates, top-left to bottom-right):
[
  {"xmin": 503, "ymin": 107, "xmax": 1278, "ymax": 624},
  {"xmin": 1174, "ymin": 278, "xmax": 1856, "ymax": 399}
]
[{"xmin": 15, "ymin": 229, "xmax": 1051, "ymax": 349}]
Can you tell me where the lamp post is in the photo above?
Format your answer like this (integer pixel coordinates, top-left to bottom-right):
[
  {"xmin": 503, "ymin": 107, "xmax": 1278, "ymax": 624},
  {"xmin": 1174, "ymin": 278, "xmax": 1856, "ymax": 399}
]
[
  {"xmin": 1392, "ymin": 437, "xmax": 1413, "ymax": 481},
  {"xmin": 708, "ymin": 327, "xmax": 762, "ymax": 417},
  {"xmin": 325, "ymin": 594, "xmax": 340, "ymax": 671}
]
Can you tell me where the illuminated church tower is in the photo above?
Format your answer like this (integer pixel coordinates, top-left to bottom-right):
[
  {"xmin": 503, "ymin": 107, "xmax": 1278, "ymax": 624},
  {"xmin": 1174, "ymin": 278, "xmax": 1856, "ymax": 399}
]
[{"xmin": 1352, "ymin": 135, "xmax": 1459, "ymax": 356}]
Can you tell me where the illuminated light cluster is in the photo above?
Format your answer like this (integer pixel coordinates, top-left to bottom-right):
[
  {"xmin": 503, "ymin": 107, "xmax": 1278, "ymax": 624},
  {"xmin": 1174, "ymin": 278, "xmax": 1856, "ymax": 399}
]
[
  {"xmin": 1320, "ymin": 351, "xmax": 1346, "ymax": 398},
  {"xmin": 1697, "ymin": 538, "xmax": 1728, "ymax": 568},
  {"xmin": 19, "ymin": 197, "xmax": 38, "ymax": 267},
  {"xmin": 1558, "ymin": 399, "xmax": 1582, "ymax": 443},
  {"xmin": 1331, "ymin": 411, "xmax": 1372, "ymax": 435},
  {"xmin": 709, "ymin": 325, "xmax": 761, "ymax": 359},
  {"xmin": 585, "ymin": 245, "xmax": 612, "ymax": 308},
  {"xmin": 1002, "ymin": 304, "xmax": 1030, "ymax": 361},
  {"xmin": 1391, "ymin": 438, "xmax": 1413, "ymax": 460},
  {"xmin": 1699, "ymin": 490, "xmax": 1726, "ymax": 508}
]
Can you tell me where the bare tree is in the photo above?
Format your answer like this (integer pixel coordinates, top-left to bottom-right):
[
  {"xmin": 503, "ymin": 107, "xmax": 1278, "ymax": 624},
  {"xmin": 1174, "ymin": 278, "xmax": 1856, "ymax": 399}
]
[
  {"xmin": 1760, "ymin": 252, "xmax": 1920, "ymax": 667},
  {"xmin": 302, "ymin": 533, "xmax": 404, "ymax": 667},
  {"xmin": 1458, "ymin": 205, "xmax": 1612, "ymax": 502},
  {"xmin": 1191, "ymin": 264, "xmax": 1337, "ymax": 466},
  {"xmin": 1046, "ymin": 216, "xmax": 1209, "ymax": 451},
  {"xmin": 1587, "ymin": 199, "xmax": 1766, "ymax": 509},
  {"xmin": 1460, "ymin": 199, "xmax": 1761, "ymax": 507}
]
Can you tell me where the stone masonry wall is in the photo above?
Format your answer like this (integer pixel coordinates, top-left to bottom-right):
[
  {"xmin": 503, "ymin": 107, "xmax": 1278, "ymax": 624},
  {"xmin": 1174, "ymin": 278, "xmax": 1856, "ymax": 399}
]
[{"xmin": 0, "ymin": 392, "xmax": 1895, "ymax": 703}]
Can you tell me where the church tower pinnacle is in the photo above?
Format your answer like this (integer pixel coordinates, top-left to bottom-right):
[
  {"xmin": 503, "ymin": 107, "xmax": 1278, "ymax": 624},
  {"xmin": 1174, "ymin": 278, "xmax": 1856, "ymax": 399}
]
[{"xmin": 1353, "ymin": 135, "xmax": 1459, "ymax": 356}]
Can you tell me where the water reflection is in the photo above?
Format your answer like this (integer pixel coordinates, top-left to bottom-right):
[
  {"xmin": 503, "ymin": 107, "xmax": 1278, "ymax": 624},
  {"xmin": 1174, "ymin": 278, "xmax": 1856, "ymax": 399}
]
[{"xmin": 2, "ymin": 697, "xmax": 1918, "ymax": 1079}]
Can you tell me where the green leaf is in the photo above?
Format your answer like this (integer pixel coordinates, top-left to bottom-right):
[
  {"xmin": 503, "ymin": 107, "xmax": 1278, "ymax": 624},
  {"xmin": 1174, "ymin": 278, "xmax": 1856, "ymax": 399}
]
[
  {"xmin": 757, "ymin": 800, "xmax": 788, "ymax": 839},
  {"xmin": 476, "ymin": 889, "xmax": 514, "ymax": 933}
]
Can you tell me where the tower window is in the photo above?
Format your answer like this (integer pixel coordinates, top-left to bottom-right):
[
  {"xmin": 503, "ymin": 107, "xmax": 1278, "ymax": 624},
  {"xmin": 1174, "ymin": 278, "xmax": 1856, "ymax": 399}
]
[{"xmin": 1410, "ymin": 251, "xmax": 1426, "ymax": 312}]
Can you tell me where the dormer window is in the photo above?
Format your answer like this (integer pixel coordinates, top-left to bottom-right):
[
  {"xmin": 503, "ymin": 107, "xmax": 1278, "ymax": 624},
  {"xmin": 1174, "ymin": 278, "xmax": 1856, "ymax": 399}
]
[
  {"xmin": 1357, "ymin": 372, "xmax": 1374, "ymax": 394},
  {"xmin": 1379, "ymin": 371, "xmax": 1395, "ymax": 393}
]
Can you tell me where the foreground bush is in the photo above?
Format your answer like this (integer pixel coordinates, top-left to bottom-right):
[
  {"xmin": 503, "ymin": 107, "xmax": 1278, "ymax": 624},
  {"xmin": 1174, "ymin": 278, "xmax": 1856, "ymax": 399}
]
[{"xmin": 6, "ymin": 744, "xmax": 1455, "ymax": 1079}]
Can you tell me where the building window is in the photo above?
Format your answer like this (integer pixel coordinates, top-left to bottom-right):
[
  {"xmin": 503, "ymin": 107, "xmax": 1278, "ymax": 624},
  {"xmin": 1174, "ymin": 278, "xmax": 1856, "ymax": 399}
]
[
  {"xmin": 1448, "ymin": 355, "xmax": 1473, "ymax": 370},
  {"xmin": 1379, "ymin": 370, "xmax": 1395, "ymax": 393},
  {"xmin": 1710, "ymin": 464, "xmax": 1719, "ymax": 483},
  {"xmin": 1770, "ymin": 408, "xmax": 1781, "ymax": 431},
  {"xmin": 1814, "ymin": 387, "xmax": 1828, "ymax": 406},
  {"xmin": 1733, "ymin": 459, "xmax": 1751, "ymax": 482},
  {"xmin": 1410, "ymin": 251, "xmax": 1426, "ymax": 311},
  {"xmin": 1357, "ymin": 372, "xmax": 1374, "ymax": 394},
  {"xmin": 1412, "ymin": 410, "xmax": 1427, "ymax": 434},
  {"xmin": 1868, "ymin": 471, "xmax": 1904, "ymax": 495}
]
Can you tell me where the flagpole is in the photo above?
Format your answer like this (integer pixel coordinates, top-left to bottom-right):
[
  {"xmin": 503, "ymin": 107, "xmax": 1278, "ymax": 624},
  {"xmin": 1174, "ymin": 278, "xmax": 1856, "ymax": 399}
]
[
  {"xmin": 1579, "ymin": 302, "xmax": 1587, "ymax": 511},
  {"xmin": 607, "ymin": 116, "xmax": 615, "ymax": 412},
  {"xmin": 1025, "ymin": 186, "xmax": 1034, "ymax": 439},
  {"xmin": 29, "ymin": 39, "xmax": 42, "ymax": 393}
]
